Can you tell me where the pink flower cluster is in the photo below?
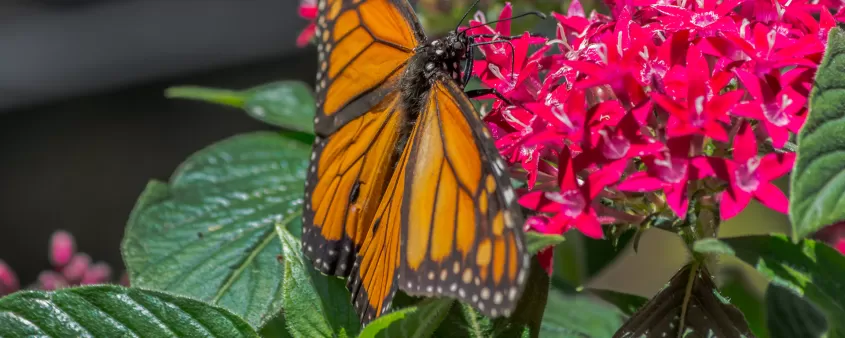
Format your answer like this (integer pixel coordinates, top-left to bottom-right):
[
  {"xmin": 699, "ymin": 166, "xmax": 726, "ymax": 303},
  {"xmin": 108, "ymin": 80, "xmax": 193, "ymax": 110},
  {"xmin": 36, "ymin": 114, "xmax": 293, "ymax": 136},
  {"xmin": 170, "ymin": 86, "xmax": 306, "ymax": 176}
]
[
  {"xmin": 467, "ymin": 1, "xmax": 838, "ymax": 253},
  {"xmin": 0, "ymin": 230, "xmax": 127, "ymax": 296}
]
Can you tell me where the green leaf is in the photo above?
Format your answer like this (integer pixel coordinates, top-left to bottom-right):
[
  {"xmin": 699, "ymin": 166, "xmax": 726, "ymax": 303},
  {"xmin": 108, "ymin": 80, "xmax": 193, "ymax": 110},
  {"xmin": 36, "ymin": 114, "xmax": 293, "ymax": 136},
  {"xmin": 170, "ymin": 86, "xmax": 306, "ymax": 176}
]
[
  {"xmin": 720, "ymin": 278, "xmax": 770, "ymax": 338},
  {"xmin": 790, "ymin": 26, "xmax": 845, "ymax": 240},
  {"xmin": 0, "ymin": 285, "xmax": 258, "ymax": 337},
  {"xmin": 613, "ymin": 263, "xmax": 753, "ymax": 337},
  {"xmin": 693, "ymin": 238, "xmax": 736, "ymax": 256},
  {"xmin": 526, "ymin": 232, "xmax": 566, "ymax": 255},
  {"xmin": 165, "ymin": 86, "xmax": 249, "ymax": 108},
  {"xmin": 278, "ymin": 224, "xmax": 360, "ymax": 338},
  {"xmin": 359, "ymin": 298, "xmax": 453, "ymax": 338},
  {"xmin": 765, "ymin": 283, "xmax": 828, "ymax": 338},
  {"xmin": 540, "ymin": 287, "xmax": 625, "ymax": 338},
  {"xmin": 244, "ymin": 82, "xmax": 315, "ymax": 133},
  {"xmin": 166, "ymin": 81, "xmax": 315, "ymax": 133},
  {"xmin": 121, "ymin": 131, "xmax": 310, "ymax": 329},
  {"xmin": 716, "ymin": 234, "xmax": 845, "ymax": 336},
  {"xmin": 589, "ymin": 289, "xmax": 648, "ymax": 317}
]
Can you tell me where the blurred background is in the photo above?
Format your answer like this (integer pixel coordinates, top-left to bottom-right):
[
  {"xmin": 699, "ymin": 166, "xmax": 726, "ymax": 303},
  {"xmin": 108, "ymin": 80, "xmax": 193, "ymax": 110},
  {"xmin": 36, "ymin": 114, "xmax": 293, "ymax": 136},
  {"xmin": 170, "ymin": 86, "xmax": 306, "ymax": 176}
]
[{"xmin": 0, "ymin": 0, "xmax": 788, "ymax": 299}]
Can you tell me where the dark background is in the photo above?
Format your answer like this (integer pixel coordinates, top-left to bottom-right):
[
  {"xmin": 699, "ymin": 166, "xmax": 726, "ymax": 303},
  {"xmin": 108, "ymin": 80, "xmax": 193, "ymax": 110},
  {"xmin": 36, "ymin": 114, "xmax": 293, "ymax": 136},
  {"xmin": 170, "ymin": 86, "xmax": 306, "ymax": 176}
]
[{"xmin": 0, "ymin": 0, "xmax": 315, "ymax": 284}]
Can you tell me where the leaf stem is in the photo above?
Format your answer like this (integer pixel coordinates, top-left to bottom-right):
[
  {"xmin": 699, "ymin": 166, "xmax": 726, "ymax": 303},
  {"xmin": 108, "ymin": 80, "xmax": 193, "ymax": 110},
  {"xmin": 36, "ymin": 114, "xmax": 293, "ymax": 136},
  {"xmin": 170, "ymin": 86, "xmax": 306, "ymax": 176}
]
[
  {"xmin": 165, "ymin": 86, "xmax": 249, "ymax": 108},
  {"xmin": 677, "ymin": 261, "xmax": 700, "ymax": 338}
]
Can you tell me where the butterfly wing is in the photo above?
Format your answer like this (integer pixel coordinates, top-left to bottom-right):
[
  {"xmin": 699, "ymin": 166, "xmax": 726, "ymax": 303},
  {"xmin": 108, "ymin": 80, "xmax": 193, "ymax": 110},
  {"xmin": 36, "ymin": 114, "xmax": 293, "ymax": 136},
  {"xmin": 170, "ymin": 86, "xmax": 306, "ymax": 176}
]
[
  {"xmin": 312, "ymin": 0, "xmax": 423, "ymax": 135},
  {"xmin": 397, "ymin": 76, "xmax": 529, "ymax": 319},
  {"xmin": 303, "ymin": 0, "xmax": 425, "ymax": 277},
  {"xmin": 346, "ymin": 73, "xmax": 530, "ymax": 323}
]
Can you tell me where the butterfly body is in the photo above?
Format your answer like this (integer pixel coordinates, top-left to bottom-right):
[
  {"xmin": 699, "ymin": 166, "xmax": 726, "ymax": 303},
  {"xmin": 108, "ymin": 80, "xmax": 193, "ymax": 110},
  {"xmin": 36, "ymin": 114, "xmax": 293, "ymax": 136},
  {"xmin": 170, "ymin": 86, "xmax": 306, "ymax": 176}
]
[{"xmin": 303, "ymin": 0, "xmax": 528, "ymax": 325}]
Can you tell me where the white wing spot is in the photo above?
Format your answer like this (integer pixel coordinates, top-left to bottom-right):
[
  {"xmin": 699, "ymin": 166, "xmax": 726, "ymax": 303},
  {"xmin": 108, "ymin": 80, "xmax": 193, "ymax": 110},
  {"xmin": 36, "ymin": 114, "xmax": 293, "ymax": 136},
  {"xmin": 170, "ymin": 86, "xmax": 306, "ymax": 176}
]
[
  {"xmin": 494, "ymin": 292, "xmax": 503, "ymax": 305},
  {"xmin": 426, "ymin": 286, "xmax": 434, "ymax": 293},
  {"xmin": 508, "ymin": 287, "xmax": 518, "ymax": 301},
  {"xmin": 491, "ymin": 309, "xmax": 498, "ymax": 317},
  {"xmin": 481, "ymin": 288, "xmax": 490, "ymax": 300},
  {"xmin": 450, "ymin": 283, "xmax": 457, "ymax": 292},
  {"xmin": 428, "ymin": 271, "xmax": 435, "ymax": 280},
  {"xmin": 453, "ymin": 261, "xmax": 460, "ymax": 274},
  {"xmin": 459, "ymin": 288, "xmax": 466, "ymax": 298},
  {"xmin": 503, "ymin": 188, "xmax": 515, "ymax": 204}
]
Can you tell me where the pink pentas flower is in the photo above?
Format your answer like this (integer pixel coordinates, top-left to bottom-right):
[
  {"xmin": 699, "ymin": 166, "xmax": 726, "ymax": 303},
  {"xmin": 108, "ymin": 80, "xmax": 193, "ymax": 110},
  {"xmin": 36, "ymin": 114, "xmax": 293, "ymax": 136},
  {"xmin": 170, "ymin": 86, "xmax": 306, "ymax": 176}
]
[
  {"xmin": 519, "ymin": 148, "xmax": 606, "ymax": 239},
  {"xmin": 0, "ymin": 259, "xmax": 19, "ymax": 296},
  {"xmin": 651, "ymin": 45, "xmax": 744, "ymax": 142},
  {"xmin": 297, "ymin": 0, "xmax": 318, "ymax": 47},
  {"xmin": 618, "ymin": 136, "xmax": 712, "ymax": 217},
  {"xmin": 49, "ymin": 230, "xmax": 76, "ymax": 267},
  {"xmin": 651, "ymin": 0, "xmax": 742, "ymax": 37},
  {"xmin": 733, "ymin": 69, "xmax": 806, "ymax": 148},
  {"xmin": 702, "ymin": 121, "xmax": 795, "ymax": 219}
]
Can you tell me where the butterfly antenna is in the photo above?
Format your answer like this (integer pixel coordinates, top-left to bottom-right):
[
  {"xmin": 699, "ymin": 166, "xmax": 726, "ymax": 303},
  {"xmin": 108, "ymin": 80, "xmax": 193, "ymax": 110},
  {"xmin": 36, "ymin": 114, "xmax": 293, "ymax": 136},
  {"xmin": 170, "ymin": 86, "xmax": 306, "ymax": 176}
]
[
  {"xmin": 463, "ymin": 11, "xmax": 546, "ymax": 32},
  {"xmin": 456, "ymin": 0, "xmax": 483, "ymax": 33}
]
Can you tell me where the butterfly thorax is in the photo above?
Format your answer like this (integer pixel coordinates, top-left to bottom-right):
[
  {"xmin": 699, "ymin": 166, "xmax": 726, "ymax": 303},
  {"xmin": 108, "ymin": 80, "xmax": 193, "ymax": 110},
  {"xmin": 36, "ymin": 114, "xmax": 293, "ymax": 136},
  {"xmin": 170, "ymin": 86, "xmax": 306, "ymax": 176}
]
[{"xmin": 400, "ymin": 32, "xmax": 470, "ymax": 120}]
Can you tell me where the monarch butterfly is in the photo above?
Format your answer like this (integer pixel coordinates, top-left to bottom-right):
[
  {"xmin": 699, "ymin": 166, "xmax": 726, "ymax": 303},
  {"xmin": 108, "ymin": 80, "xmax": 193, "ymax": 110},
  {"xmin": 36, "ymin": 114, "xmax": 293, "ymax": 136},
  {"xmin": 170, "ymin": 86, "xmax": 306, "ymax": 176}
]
[{"xmin": 301, "ymin": 0, "xmax": 534, "ymax": 324}]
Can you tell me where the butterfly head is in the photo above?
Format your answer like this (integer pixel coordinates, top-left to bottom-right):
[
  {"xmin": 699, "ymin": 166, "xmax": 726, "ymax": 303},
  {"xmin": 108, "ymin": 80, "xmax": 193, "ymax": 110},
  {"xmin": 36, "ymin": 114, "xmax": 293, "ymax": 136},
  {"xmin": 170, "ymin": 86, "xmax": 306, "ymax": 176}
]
[{"xmin": 421, "ymin": 32, "xmax": 470, "ymax": 82}]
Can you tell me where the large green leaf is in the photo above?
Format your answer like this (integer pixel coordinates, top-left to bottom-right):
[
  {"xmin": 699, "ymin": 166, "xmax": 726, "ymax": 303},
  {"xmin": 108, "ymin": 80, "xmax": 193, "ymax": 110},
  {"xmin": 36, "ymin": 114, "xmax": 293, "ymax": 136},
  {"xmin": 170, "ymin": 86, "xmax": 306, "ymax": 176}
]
[
  {"xmin": 359, "ymin": 298, "xmax": 453, "ymax": 338},
  {"xmin": 613, "ymin": 264, "xmax": 753, "ymax": 337},
  {"xmin": 277, "ymin": 225, "xmax": 359, "ymax": 338},
  {"xmin": 165, "ymin": 81, "xmax": 315, "ymax": 133},
  {"xmin": 708, "ymin": 235, "xmax": 845, "ymax": 336},
  {"xmin": 540, "ymin": 287, "xmax": 625, "ymax": 338},
  {"xmin": 122, "ymin": 131, "xmax": 309, "ymax": 329},
  {"xmin": 790, "ymin": 26, "xmax": 845, "ymax": 240},
  {"xmin": 765, "ymin": 283, "xmax": 828, "ymax": 338},
  {"xmin": 0, "ymin": 285, "xmax": 258, "ymax": 337}
]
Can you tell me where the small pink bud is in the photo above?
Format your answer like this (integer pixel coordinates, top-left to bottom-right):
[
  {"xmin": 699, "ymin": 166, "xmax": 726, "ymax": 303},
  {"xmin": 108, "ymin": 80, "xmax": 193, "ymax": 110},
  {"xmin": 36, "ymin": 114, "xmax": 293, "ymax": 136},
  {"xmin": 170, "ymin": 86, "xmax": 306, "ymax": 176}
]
[
  {"xmin": 49, "ymin": 230, "xmax": 76, "ymax": 267},
  {"xmin": 38, "ymin": 271, "xmax": 68, "ymax": 291},
  {"xmin": 80, "ymin": 262, "xmax": 113, "ymax": 285},
  {"xmin": 0, "ymin": 259, "xmax": 20, "ymax": 295},
  {"xmin": 61, "ymin": 253, "xmax": 91, "ymax": 283}
]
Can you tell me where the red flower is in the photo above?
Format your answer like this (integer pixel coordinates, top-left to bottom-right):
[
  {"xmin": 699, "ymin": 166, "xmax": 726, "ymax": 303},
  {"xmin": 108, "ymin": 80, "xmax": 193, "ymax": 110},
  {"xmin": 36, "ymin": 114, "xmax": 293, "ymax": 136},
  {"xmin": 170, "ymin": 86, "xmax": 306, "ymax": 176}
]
[
  {"xmin": 651, "ymin": 0, "xmax": 742, "ymax": 36},
  {"xmin": 651, "ymin": 45, "xmax": 744, "ymax": 142},
  {"xmin": 702, "ymin": 121, "xmax": 795, "ymax": 219},
  {"xmin": 519, "ymin": 148, "xmax": 607, "ymax": 239},
  {"xmin": 732, "ymin": 69, "xmax": 806, "ymax": 148},
  {"xmin": 297, "ymin": 0, "xmax": 318, "ymax": 47},
  {"xmin": 618, "ymin": 136, "xmax": 711, "ymax": 217}
]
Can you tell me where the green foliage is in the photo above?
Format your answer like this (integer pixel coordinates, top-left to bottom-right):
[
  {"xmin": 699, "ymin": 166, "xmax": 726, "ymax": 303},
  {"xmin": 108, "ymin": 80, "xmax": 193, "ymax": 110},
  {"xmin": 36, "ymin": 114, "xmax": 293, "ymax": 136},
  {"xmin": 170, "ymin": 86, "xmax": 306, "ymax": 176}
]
[
  {"xmin": 765, "ymin": 283, "xmax": 828, "ymax": 338},
  {"xmin": 540, "ymin": 287, "xmax": 626, "ymax": 338},
  {"xmin": 278, "ymin": 225, "xmax": 359, "ymax": 338},
  {"xmin": 166, "ymin": 81, "xmax": 315, "ymax": 133},
  {"xmin": 121, "ymin": 131, "xmax": 310, "ymax": 328},
  {"xmin": 359, "ymin": 299, "xmax": 453, "ymax": 338},
  {"xmin": 791, "ymin": 26, "xmax": 845, "ymax": 240},
  {"xmin": 526, "ymin": 232, "xmax": 566, "ymax": 255},
  {"xmin": 0, "ymin": 285, "xmax": 258, "ymax": 337},
  {"xmin": 700, "ymin": 235, "xmax": 845, "ymax": 337}
]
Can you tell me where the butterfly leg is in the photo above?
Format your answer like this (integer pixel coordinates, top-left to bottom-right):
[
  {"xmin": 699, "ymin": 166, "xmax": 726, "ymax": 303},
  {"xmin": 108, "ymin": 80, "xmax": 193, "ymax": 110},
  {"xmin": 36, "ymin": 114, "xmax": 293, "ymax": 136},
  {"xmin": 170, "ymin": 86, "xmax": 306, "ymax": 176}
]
[{"xmin": 464, "ymin": 88, "xmax": 516, "ymax": 107}]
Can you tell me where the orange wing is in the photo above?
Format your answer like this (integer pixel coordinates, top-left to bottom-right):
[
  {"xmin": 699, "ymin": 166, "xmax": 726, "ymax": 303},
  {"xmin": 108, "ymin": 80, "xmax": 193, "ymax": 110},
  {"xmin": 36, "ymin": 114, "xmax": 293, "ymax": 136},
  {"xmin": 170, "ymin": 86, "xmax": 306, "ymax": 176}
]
[
  {"xmin": 346, "ymin": 75, "xmax": 529, "ymax": 324},
  {"xmin": 312, "ymin": 0, "xmax": 423, "ymax": 135},
  {"xmin": 398, "ymin": 77, "xmax": 529, "ymax": 318},
  {"xmin": 303, "ymin": 0, "xmax": 425, "ymax": 276}
]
